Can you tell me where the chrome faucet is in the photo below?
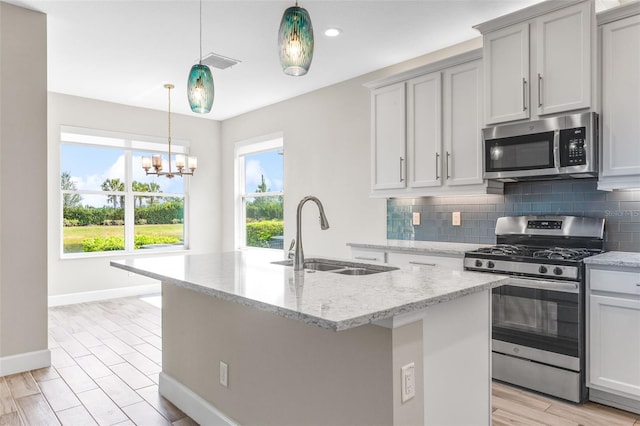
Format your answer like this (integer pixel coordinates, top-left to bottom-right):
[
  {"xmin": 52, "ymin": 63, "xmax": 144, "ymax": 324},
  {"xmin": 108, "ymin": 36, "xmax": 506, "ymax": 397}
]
[{"xmin": 294, "ymin": 196, "xmax": 330, "ymax": 270}]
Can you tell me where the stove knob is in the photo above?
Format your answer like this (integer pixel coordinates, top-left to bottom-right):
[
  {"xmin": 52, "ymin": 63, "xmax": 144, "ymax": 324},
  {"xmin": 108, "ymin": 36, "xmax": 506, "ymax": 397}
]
[
  {"xmin": 553, "ymin": 267, "xmax": 563, "ymax": 276},
  {"xmin": 487, "ymin": 261, "xmax": 495, "ymax": 269},
  {"xmin": 475, "ymin": 260, "xmax": 483, "ymax": 268},
  {"xmin": 538, "ymin": 266, "xmax": 548, "ymax": 274}
]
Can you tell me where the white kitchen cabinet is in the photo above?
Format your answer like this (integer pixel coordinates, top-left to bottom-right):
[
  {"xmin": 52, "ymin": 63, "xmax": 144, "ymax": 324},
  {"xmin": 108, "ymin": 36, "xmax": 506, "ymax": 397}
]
[
  {"xmin": 536, "ymin": 1, "xmax": 592, "ymax": 116},
  {"xmin": 349, "ymin": 246, "xmax": 463, "ymax": 270},
  {"xmin": 597, "ymin": 3, "xmax": 640, "ymax": 191},
  {"xmin": 350, "ymin": 247, "xmax": 386, "ymax": 265},
  {"xmin": 371, "ymin": 82, "xmax": 406, "ymax": 190},
  {"xmin": 476, "ymin": 0, "xmax": 593, "ymax": 125},
  {"xmin": 483, "ymin": 23, "xmax": 530, "ymax": 124},
  {"xmin": 387, "ymin": 252, "xmax": 463, "ymax": 270},
  {"xmin": 366, "ymin": 50, "xmax": 502, "ymax": 197},
  {"xmin": 443, "ymin": 60, "xmax": 484, "ymax": 187},
  {"xmin": 587, "ymin": 266, "xmax": 640, "ymax": 413},
  {"xmin": 407, "ymin": 72, "xmax": 441, "ymax": 188}
]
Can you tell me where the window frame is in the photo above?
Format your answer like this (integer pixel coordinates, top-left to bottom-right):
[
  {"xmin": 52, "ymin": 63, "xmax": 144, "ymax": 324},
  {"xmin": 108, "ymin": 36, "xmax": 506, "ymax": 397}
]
[
  {"xmin": 234, "ymin": 134, "xmax": 284, "ymax": 250},
  {"xmin": 59, "ymin": 126, "xmax": 191, "ymax": 258}
]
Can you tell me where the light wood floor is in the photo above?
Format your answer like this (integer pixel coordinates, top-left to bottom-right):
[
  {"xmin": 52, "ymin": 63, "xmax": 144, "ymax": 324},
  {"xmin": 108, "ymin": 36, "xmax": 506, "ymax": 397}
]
[{"xmin": 0, "ymin": 296, "xmax": 638, "ymax": 425}]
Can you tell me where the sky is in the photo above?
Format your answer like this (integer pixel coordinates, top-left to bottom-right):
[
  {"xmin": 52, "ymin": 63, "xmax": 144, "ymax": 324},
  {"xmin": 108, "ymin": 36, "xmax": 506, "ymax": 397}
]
[
  {"xmin": 244, "ymin": 150, "xmax": 284, "ymax": 194},
  {"xmin": 61, "ymin": 144, "xmax": 186, "ymax": 207}
]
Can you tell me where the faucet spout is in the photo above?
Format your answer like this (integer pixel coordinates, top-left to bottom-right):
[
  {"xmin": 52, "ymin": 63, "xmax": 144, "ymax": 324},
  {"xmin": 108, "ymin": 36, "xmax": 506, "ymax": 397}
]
[{"xmin": 294, "ymin": 196, "xmax": 330, "ymax": 271}]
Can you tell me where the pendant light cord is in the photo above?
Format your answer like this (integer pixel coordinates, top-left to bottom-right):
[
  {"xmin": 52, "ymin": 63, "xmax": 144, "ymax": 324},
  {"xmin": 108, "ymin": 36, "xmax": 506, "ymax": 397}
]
[
  {"xmin": 167, "ymin": 85, "xmax": 172, "ymax": 167},
  {"xmin": 199, "ymin": 0, "xmax": 203, "ymax": 64}
]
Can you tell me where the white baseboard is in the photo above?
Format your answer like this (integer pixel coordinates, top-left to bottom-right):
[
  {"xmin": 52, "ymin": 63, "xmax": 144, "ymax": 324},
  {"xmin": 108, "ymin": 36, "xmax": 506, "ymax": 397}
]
[
  {"xmin": 48, "ymin": 283, "xmax": 161, "ymax": 307},
  {"xmin": 589, "ymin": 387, "xmax": 640, "ymax": 415},
  {"xmin": 159, "ymin": 372, "xmax": 237, "ymax": 426},
  {"xmin": 0, "ymin": 349, "xmax": 51, "ymax": 377}
]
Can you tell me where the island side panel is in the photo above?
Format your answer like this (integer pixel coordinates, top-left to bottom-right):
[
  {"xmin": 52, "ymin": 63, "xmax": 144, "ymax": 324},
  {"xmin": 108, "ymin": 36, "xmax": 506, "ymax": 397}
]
[
  {"xmin": 392, "ymin": 320, "xmax": 424, "ymax": 425},
  {"xmin": 161, "ymin": 283, "xmax": 394, "ymax": 425},
  {"xmin": 422, "ymin": 289, "xmax": 492, "ymax": 425}
]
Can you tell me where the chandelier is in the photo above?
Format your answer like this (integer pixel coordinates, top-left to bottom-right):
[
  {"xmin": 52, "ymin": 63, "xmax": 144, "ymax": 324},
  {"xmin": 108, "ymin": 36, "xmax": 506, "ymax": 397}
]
[{"xmin": 141, "ymin": 84, "xmax": 197, "ymax": 179}]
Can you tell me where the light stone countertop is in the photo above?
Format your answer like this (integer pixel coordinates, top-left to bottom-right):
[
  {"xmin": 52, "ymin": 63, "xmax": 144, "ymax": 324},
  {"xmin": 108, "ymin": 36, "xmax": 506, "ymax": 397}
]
[
  {"xmin": 347, "ymin": 240, "xmax": 492, "ymax": 258},
  {"xmin": 111, "ymin": 250, "xmax": 508, "ymax": 332},
  {"xmin": 584, "ymin": 251, "xmax": 640, "ymax": 268}
]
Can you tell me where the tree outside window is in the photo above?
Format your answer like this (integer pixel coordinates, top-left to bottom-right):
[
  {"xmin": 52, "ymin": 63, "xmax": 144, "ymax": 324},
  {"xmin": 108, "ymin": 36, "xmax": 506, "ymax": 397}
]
[
  {"xmin": 237, "ymin": 139, "xmax": 284, "ymax": 250},
  {"xmin": 60, "ymin": 130, "xmax": 188, "ymax": 255}
]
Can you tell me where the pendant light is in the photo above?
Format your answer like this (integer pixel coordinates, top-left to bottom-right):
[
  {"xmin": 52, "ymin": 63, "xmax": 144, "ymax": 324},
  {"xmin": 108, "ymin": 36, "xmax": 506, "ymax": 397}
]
[
  {"xmin": 278, "ymin": 1, "xmax": 314, "ymax": 76},
  {"xmin": 142, "ymin": 84, "xmax": 197, "ymax": 178},
  {"xmin": 187, "ymin": 0, "xmax": 214, "ymax": 113}
]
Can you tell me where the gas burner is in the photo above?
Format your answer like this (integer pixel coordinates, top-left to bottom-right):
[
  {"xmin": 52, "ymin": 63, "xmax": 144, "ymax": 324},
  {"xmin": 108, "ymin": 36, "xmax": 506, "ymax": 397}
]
[
  {"xmin": 532, "ymin": 247, "xmax": 601, "ymax": 261},
  {"xmin": 477, "ymin": 244, "xmax": 528, "ymax": 256}
]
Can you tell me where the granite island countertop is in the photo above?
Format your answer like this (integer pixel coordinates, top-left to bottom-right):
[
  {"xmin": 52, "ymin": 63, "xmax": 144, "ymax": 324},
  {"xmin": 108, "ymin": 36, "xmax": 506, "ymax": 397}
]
[
  {"xmin": 584, "ymin": 251, "xmax": 640, "ymax": 268},
  {"xmin": 347, "ymin": 240, "xmax": 492, "ymax": 257},
  {"xmin": 111, "ymin": 250, "xmax": 508, "ymax": 331}
]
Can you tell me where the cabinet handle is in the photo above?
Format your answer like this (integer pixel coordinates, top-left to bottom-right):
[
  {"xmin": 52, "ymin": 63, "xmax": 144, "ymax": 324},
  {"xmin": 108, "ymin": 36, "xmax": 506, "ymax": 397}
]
[
  {"xmin": 399, "ymin": 157, "xmax": 404, "ymax": 182},
  {"xmin": 355, "ymin": 256, "xmax": 378, "ymax": 261},
  {"xmin": 522, "ymin": 78, "xmax": 528, "ymax": 111},
  {"xmin": 435, "ymin": 152, "xmax": 440, "ymax": 180},
  {"xmin": 446, "ymin": 151, "xmax": 451, "ymax": 179},
  {"xmin": 409, "ymin": 261, "xmax": 436, "ymax": 266},
  {"xmin": 537, "ymin": 73, "xmax": 543, "ymax": 108}
]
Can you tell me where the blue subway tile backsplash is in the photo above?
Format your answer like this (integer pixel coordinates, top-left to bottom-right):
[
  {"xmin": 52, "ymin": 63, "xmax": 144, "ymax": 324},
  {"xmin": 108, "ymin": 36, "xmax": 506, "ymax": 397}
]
[{"xmin": 387, "ymin": 179, "xmax": 640, "ymax": 252}]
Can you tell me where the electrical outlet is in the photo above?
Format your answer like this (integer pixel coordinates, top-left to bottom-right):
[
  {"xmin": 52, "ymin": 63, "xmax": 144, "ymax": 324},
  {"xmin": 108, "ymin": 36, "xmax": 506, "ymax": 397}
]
[
  {"xmin": 452, "ymin": 211, "xmax": 461, "ymax": 226},
  {"xmin": 401, "ymin": 362, "xmax": 415, "ymax": 403},
  {"xmin": 220, "ymin": 361, "xmax": 228, "ymax": 387},
  {"xmin": 412, "ymin": 212, "xmax": 421, "ymax": 226}
]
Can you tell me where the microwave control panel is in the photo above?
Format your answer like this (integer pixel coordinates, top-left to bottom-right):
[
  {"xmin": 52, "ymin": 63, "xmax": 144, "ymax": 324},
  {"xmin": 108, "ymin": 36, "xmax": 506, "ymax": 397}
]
[{"xmin": 559, "ymin": 127, "xmax": 587, "ymax": 167}]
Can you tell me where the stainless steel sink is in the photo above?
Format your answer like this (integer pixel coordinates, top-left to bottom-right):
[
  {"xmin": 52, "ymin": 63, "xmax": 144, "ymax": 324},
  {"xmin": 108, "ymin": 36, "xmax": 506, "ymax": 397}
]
[
  {"xmin": 332, "ymin": 268, "xmax": 380, "ymax": 276},
  {"xmin": 271, "ymin": 258, "xmax": 398, "ymax": 275}
]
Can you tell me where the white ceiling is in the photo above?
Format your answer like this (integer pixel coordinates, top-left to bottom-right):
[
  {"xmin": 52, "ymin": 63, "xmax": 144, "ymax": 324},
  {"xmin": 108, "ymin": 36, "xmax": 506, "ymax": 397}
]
[{"xmin": 4, "ymin": 0, "xmax": 620, "ymax": 120}]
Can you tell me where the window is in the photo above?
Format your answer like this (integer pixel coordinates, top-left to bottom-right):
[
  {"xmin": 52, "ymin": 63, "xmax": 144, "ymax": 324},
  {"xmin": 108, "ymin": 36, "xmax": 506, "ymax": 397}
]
[
  {"xmin": 236, "ymin": 136, "xmax": 284, "ymax": 250},
  {"xmin": 60, "ymin": 126, "xmax": 189, "ymax": 256}
]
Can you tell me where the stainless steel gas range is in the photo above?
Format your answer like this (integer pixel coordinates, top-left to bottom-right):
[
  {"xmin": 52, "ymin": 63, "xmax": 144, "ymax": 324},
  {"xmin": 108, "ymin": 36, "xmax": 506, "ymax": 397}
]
[{"xmin": 464, "ymin": 215, "xmax": 605, "ymax": 403}]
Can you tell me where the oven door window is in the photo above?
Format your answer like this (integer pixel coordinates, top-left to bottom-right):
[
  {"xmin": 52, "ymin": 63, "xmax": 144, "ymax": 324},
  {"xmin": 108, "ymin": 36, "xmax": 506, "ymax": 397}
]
[
  {"xmin": 485, "ymin": 131, "xmax": 555, "ymax": 172},
  {"xmin": 492, "ymin": 285, "xmax": 579, "ymax": 357}
]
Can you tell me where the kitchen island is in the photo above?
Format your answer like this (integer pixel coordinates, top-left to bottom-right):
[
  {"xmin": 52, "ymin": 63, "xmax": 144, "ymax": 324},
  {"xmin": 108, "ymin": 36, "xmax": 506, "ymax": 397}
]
[{"xmin": 111, "ymin": 250, "xmax": 508, "ymax": 425}]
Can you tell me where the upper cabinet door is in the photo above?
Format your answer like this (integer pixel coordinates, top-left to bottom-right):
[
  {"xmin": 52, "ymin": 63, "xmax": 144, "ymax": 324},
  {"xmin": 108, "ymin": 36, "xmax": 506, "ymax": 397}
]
[
  {"xmin": 483, "ymin": 23, "xmax": 530, "ymax": 125},
  {"xmin": 536, "ymin": 1, "xmax": 592, "ymax": 116},
  {"xmin": 407, "ymin": 72, "xmax": 442, "ymax": 188},
  {"xmin": 371, "ymin": 83, "xmax": 407, "ymax": 190},
  {"xmin": 443, "ymin": 60, "xmax": 484, "ymax": 186},
  {"xmin": 600, "ymin": 13, "xmax": 640, "ymax": 179}
]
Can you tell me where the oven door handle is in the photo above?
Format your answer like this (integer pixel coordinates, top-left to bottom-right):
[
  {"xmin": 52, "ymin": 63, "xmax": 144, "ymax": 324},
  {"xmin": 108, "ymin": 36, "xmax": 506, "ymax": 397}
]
[{"xmin": 507, "ymin": 277, "xmax": 579, "ymax": 293}]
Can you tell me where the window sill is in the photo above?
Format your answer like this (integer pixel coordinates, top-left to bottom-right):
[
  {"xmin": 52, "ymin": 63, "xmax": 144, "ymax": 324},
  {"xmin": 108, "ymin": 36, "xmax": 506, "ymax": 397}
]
[{"xmin": 60, "ymin": 246, "xmax": 190, "ymax": 261}]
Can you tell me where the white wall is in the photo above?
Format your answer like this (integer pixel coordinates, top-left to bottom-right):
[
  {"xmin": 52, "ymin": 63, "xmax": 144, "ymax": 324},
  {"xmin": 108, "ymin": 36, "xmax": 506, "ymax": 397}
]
[
  {"xmin": 221, "ymin": 38, "xmax": 482, "ymax": 258},
  {"xmin": 0, "ymin": 2, "xmax": 49, "ymax": 371},
  {"xmin": 47, "ymin": 93, "xmax": 222, "ymax": 297}
]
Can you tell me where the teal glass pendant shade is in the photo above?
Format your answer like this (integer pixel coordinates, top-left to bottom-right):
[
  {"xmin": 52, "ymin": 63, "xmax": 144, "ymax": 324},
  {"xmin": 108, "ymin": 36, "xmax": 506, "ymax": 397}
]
[
  {"xmin": 278, "ymin": 4, "xmax": 314, "ymax": 76},
  {"xmin": 187, "ymin": 64, "xmax": 214, "ymax": 113}
]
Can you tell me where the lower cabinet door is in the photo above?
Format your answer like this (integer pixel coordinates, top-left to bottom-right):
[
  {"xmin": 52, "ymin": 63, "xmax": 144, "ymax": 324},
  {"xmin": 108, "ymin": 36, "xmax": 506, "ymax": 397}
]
[
  {"xmin": 387, "ymin": 252, "xmax": 463, "ymax": 270},
  {"xmin": 589, "ymin": 294, "xmax": 640, "ymax": 398},
  {"xmin": 350, "ymin": 248, "xmax": 386, "ymax": 264}
]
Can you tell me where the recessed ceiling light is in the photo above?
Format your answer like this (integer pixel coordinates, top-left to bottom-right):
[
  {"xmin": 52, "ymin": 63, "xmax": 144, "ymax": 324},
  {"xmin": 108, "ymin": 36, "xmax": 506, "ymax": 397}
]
[{"xmin": 324, "ymin": 27, "xmax": 342, "ymax": 37}]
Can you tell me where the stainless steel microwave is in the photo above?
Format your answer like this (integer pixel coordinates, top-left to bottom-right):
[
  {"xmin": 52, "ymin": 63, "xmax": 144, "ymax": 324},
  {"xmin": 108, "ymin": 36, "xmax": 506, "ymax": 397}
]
[{"xmin": 483, "ymin": 112, "xmax": 598, "ymax": 182}]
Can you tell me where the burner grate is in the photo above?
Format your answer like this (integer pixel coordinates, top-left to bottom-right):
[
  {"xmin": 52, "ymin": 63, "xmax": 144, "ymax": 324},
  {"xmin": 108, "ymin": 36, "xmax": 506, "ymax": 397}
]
[
  {"xmin": 532, "ymin": 247, "xmax": 602, "ymax": 261},
  {"xmin": 476, "ymin": 244, "xmax": 529, "ymax": 256}
]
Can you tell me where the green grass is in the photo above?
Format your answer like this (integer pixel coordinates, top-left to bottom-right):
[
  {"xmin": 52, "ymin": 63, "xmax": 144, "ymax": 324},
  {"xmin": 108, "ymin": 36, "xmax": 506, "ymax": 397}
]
[{"xmin": 63, "ymin": 224, "xmax": 183, "ymax": 253}]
